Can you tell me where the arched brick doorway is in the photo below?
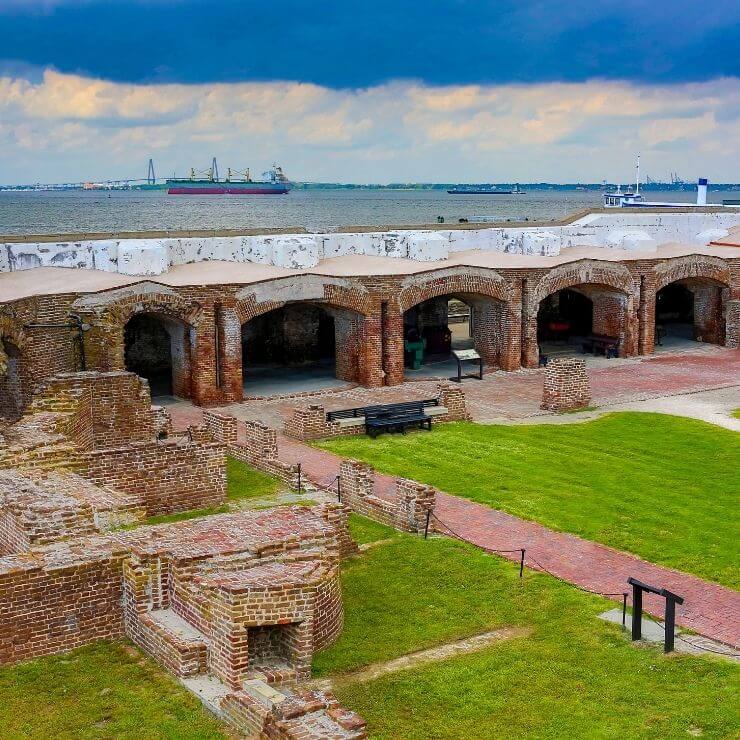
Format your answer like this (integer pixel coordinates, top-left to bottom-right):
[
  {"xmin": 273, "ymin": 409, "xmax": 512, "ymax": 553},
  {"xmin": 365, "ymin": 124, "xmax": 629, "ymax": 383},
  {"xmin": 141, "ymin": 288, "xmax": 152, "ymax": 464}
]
[
  {"xmin": 0, "ymin": 337, "xmax": 25, "ymax": 421},
  {"xmin": 655, "ymin": 278, "xmax": 728, "ymax": 348},
  {"xmin": 240, "ymin": 302, "xmax": 365, "ymax": 395},
  {"xmin": 401, "ymin": 291, "xmax": 508, "ymax": 379},
  {"xmin": 534, "ymin": 284, "xmax": 630, "ymax": 361},
  {"xmin": 124, "ymin": 313, "xmax": 193, "ymax": 399}
]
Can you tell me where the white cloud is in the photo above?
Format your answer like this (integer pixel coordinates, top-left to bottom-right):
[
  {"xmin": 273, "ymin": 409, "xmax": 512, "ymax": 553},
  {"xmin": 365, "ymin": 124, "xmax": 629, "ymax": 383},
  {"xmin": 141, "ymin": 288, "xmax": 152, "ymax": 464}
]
[{"xmin": 0, "ymin": 69, "xmax": 738, "ymax": 183}]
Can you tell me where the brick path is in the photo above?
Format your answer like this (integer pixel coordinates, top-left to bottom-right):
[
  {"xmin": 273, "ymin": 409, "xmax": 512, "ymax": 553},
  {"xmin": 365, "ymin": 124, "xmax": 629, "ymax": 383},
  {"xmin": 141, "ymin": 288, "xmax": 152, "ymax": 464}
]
[
  {"xmin": 201, "ymin": 345, "xmax": 739, "ymax": 426},
  {"xmin": 166, "ymin": 346, "xmax": 740, "ymax": 648},
  {"xmin": 274, "ymin": 438, "xmax": 740, "ymax": 648}
]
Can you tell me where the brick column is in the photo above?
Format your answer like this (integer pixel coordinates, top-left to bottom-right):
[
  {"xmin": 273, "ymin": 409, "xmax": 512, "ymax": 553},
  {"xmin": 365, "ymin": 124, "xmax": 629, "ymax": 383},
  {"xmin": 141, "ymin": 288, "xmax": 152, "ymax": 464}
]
[
  {"xmin": 638, "ymin": 275, "xmax": 656, "ymax": 355},
  {"xmin": 520, "ymin": 279, "xmax": 540, "ymax": 368},
  {"xmin": 382, "ymin": 311, "xmax": 405, "ymax": 386},
  {"xmin": 500, "ymin": 282, "xmax": 523, "ymax": 371},
  {"xmin": 217, "ymin": 304, "xmax": 243, "ymax": 403},
  {"xmin": 358, "ymin": 314, "xmax": 384, "ymax": 387},
  {"xmin": 693, "ymin": 285, "xmax": 726, "ymax": 345},
  {"xmin": 541, "ymin": 357, "xmax": 591, "ymax": 412},
  {"xmin": 726, "ymin": 300, "xmax": 740, "ymax": 349}
]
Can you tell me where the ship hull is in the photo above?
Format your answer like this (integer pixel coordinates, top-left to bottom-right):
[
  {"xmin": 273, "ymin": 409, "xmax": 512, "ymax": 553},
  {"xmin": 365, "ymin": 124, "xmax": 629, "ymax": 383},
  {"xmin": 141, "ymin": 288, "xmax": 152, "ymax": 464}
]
[{"xmin": 166, "ymin": 181, "xmax": 290, "ymax": 195}]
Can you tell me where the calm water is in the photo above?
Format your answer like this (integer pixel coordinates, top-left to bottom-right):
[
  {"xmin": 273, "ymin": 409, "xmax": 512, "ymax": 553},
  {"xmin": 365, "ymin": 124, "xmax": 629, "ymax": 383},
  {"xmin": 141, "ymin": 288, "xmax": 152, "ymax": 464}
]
[{"xmin": 0, "ymin": 188, "xmax": 733, "ymax": 235}]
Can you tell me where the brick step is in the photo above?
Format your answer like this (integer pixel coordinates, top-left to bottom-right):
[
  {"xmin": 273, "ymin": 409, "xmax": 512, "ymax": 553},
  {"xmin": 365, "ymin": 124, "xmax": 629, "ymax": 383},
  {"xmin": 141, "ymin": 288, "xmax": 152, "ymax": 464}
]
[{"xmin": 140, "ymin": 608, "xmax": 209, "ymax": 677}]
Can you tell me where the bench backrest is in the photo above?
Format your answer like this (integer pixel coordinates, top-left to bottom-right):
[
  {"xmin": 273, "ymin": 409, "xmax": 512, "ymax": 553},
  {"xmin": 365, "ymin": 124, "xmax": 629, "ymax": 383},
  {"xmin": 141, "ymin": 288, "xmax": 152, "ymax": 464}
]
[
  {"xmin": 364, "ymin": 401, "xmax": 427, "ymax": 421},
  {"xmin": 327, "ymin": 398, "xmax": 438, "ymax": 421},
  {"xmin": 588, "ymin": 333, "xmax": 619, "ymax": 344}
]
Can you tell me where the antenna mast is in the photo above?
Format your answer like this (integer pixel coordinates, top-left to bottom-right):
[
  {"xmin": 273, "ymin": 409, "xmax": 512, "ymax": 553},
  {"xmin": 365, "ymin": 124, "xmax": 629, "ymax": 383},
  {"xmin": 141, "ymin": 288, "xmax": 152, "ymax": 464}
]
[{"xmin": 635, "ymin": 154, "xmax": 640, "ymax": 195}]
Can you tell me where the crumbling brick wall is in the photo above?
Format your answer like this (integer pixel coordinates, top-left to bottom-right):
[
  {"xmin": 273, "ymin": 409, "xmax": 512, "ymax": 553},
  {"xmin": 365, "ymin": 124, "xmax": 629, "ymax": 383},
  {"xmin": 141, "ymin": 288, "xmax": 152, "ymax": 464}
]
[
  {"xmin": 541, "ymin": 357, "xmax": 592, "ymax": 412},
  {"xmin": 0, "ymin": 553, "xmax": 127, "ymax": 664},
  {"xmin": 29, "ymin": 371, "xmax": 155, "ymax": 448},
  {"xmin": 339, "ymin": 459, "xmax": 435, "ymax": 533},
  {"xmin": 82, "ymin": 440, "xmax": 226, "ymax": 516}
]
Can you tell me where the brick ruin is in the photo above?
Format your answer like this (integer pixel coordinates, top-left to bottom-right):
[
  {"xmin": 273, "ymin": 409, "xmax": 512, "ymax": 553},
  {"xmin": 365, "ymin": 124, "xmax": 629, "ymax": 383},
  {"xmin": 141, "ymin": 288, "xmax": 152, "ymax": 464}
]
[
  {"xmin": 0, "ymin": 371, "xmax": 367, "ymax": 738},
  {"xmin": 283, "ymin": 382, "xmax": 469, "ymax": 441},
  {"xmin": 0, "ymin": 253, "xmax": 736, "ymax": 418},
  {"xmin": 541, "ymin": 358, "xmax": 592, "ymax": 412}
]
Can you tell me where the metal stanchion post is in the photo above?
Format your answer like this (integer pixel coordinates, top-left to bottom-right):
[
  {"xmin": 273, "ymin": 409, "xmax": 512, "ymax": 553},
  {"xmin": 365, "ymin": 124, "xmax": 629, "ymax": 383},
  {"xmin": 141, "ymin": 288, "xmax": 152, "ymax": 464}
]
[
  {"xmin": 519, "ymin": 548, "xmax": 525, "ymax": 579},
  {"xmin": 424, "ymin": 509, "xmax": 431, "ymax": 539}
]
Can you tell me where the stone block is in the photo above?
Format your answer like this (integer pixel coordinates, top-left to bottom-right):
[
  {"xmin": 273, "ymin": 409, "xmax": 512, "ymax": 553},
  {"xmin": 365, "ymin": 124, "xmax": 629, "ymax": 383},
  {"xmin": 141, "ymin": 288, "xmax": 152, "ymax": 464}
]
[{"xmin": 117, "ymin": 240, "xmax": 169, "ymax": 275}]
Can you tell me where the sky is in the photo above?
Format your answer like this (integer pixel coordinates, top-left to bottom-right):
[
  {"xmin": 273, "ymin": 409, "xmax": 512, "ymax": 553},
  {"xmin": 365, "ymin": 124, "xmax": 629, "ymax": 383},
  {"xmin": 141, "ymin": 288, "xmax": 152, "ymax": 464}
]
[{"xmin": 1, "ymin": 0, "xmax": 739, "ymax": 184}]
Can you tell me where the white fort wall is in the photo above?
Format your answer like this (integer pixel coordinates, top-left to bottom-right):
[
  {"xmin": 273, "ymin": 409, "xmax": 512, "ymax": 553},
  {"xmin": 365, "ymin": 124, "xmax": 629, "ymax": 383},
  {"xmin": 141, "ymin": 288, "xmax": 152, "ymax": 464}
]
[{"xmin": 1, "ymin": 211, "xmax": 736, "ymax": 276}]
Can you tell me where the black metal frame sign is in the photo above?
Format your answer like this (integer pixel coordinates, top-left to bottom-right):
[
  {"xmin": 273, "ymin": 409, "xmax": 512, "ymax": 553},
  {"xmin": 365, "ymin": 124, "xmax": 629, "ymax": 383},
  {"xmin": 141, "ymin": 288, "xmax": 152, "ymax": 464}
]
[
  {"xmin": 450, "ymin": 349, "xmax": 483, "ymax": 383},
  {"xmin": 627, "ymin": 577, "xmax": 684, "ymax": 653}
]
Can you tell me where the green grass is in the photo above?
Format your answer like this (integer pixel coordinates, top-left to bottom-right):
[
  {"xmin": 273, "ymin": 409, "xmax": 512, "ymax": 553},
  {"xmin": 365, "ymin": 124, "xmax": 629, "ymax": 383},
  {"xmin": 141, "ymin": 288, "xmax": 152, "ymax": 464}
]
[
  {"xmin": 227, "ymin": 456, "xmax": 282, "ymax": 501},
  {"xmin": 0, "ymin": 641, "xmax": 227, "ymax": 739},
  {"xmin": 348, "ymin": 513, "xmax": 399, "ymax": 545},
  {"xmin": 318, "ymin": 413, "xmax": 740, "ymax": 588},
  {"xmin": 132, "ymin": 458, "xmax": 283, "ymax": 527},
  {"xmin": 732, "ymin": 408, "xmax": 740, "ymax": 420},
  {"xmin": 315, "ymin": 521, "xmax": 739, "ymax": 739}
]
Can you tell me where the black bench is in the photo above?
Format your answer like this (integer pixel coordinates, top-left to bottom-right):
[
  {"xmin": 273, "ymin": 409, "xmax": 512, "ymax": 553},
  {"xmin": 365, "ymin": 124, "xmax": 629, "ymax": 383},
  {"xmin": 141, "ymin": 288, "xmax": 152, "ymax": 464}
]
[
  {"xmin": 582, "ymin": 333, "xmax": 620, "ymax": 358},
  {"xmin": 364, "ymin": 401, "xmax": 432, "ymax": 438},
  {"xmin": 326, "ymin": 398, "xmax": 438, "ymax": 422}
]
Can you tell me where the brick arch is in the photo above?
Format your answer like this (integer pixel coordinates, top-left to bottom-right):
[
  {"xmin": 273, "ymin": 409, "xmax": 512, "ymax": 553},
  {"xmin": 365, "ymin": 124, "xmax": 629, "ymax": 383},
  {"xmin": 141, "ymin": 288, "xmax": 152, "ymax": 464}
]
[
  {"xmin": 397, "ymin": 267, "xmax": 511, "ymax": 313},
  {"xmin": 72, "ymin": 285, "xmax": 203, "ymax": 376},
  {"xmin": 234, "ymin": 275, "xmax": 372, "ymax": 325},
  {"xmin": 654, "ymin": 256, "xmax": 731, "ymax": 293},
  {"xmin": 0, "ymin": 316, "xmax": 29, "ymax": 420},
  {"xmin": 0, "ymin": 315, "xmax": 28, "ymax": 356},
  {"xmin": 529, "ymin": 260, "xmax": 633, "ymax": 312}
]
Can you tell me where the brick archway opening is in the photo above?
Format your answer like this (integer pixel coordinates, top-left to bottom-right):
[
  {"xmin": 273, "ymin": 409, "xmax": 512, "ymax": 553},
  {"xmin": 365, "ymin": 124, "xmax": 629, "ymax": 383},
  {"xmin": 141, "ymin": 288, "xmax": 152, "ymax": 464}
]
[
  {"xmin": 402, "ymin": 292, "xmax": 505, "ymax": 379},
  {"xmin": 535, "ymin": 284, "xmax": 628, "ymax": 361},
  {"xmin": 0, "ymin": 337, "xmax": 25, "ymax": 421},
  {"xmin": 124, "ymin": 313, "xmax": 193, "ymax": 399},
  {"xmin": 240, "ymin": 302, "xmax": 364, "ymax": 395},
  {"xmin": 655, "ymin": 278, "xmax": 727, "ymax": 348}
]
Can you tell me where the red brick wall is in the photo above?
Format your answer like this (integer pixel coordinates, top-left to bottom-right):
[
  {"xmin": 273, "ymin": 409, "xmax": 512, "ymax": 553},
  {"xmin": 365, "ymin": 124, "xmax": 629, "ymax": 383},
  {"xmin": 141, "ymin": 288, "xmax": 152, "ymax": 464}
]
[
  {"xmin": 0, "ymin": 556, "xmax": 126, "ymax": 664},
  {"xmin": 82, "ymin": 440, "xmax": 226, "ymax": 516},
  {"xmin": 542, "ymin": 358, "xmax": 591, "ymax": 411}
]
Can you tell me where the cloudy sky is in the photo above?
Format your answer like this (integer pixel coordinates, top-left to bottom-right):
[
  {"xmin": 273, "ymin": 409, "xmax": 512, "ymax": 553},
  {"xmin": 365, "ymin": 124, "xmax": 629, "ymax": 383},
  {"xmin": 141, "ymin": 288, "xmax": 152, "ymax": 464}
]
[{"xmin": 1, "ymin": 0, "xmax": 739, "ymax": 184}]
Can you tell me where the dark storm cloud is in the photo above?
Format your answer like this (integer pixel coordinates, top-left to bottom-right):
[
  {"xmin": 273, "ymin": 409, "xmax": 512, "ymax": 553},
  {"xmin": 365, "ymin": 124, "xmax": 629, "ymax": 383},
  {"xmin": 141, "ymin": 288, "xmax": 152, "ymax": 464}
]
[{"xmin": 1, "ymin": 0, "xmax": 738, "ymax": 86}]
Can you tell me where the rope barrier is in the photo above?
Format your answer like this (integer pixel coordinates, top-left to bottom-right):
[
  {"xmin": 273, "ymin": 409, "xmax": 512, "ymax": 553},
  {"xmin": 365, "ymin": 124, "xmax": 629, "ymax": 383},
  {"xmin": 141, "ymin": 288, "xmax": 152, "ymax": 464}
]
[{"xmin": 641, "ymin": 612, "xmax": 740, "ymax": 658}]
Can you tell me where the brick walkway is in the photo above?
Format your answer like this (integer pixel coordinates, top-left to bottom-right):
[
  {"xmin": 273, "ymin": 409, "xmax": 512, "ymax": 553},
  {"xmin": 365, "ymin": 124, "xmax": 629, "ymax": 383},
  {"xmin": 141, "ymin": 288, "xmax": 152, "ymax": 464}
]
[
  {"xmin": 199, "ymin": 345, "xmax": 739, "ymax": 427},
  {"xmin": 274, "ymin": 438, "xmax": 740, "ymax": 649},
  {"xmin": 166, "ymin": 346, "xmax": 740, "ymax": 648}
]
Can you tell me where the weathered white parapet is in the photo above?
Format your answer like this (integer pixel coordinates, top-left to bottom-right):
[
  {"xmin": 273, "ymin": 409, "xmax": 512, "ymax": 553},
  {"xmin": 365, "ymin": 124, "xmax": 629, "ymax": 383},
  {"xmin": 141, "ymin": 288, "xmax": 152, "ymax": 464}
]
[
  {"xmin": 1, "ymin": 210, "xmax": 737, "ymax": 277},
  {"xmin": 266, "ymin": 235, "xmax": 320, "ymax": 269},
  {"xmin": 117, "ymin": 240, "xmax": 169, "ymax": 275},
  {"xmin": 604, "ymin": 230, "xmax": 658, "ymax": 252}
]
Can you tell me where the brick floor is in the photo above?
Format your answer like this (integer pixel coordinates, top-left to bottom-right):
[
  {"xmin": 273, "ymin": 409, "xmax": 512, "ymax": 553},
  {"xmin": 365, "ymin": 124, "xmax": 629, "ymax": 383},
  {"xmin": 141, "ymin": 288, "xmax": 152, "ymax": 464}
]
[{"xmin": 180, "ymin": 345, "xmax": 739, "ymax": 427}]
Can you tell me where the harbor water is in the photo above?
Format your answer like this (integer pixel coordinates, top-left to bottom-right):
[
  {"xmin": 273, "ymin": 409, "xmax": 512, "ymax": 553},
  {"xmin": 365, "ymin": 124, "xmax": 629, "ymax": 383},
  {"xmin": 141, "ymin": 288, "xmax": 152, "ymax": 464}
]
[{"xmin": 0, "ymin": 188, "xmax": 734, "ymax": 235}]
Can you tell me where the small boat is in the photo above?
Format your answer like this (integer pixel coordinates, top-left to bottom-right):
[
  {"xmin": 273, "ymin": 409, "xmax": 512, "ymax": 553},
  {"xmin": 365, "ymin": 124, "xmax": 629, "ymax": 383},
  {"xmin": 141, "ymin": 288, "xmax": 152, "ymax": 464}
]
[
  {"xmin": 604, "ymin": 156, "xmax": 643, "ymax": 207},
  {"xmin": 447, "ymin": 185, "xmax": 513, "ymax": 195},
  {"xmin": 512, "ymin": 184, "xmax": 526, "ymax": 194}
]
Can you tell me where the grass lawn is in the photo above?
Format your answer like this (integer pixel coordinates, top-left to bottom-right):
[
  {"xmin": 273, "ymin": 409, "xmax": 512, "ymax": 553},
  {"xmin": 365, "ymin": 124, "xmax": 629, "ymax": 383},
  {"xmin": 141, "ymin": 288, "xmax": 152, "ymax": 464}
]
[
  {"xmin": 0, "ymin": 641, "xmax": 227, "ymax": 739},
  {"xmin": 732, "ymin": 408, "xmax": 740, "ymax": 420},
  {"xmin": 318, "ymin": 413, "xmax": 740, "ymax": 588},
  {"xmin": 315, "ymin": 517, "xmax": 739, "ymax": 739},
  {"xmin": 226, "ymin": 456, "xmax": 282, "ymax": 500}
]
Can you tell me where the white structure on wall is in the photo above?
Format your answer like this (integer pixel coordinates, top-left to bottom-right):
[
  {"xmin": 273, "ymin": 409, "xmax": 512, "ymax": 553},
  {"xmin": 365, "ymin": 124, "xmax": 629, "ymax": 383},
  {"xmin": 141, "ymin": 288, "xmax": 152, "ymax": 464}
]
[{"xmin": 0, "ymin": 210, "xmax": 736, "ymax": 276}]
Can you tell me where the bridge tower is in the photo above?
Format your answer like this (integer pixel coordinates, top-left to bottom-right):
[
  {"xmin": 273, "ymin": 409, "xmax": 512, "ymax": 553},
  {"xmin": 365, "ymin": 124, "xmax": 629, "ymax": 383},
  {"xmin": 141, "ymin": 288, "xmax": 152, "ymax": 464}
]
[
  {"xmin": 211, "ymin": 157, "xmax": 219, "ymax": 181},
  {"xmin": 147, "ymin": 158, "xmax": 156, "ymax": 185}
]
